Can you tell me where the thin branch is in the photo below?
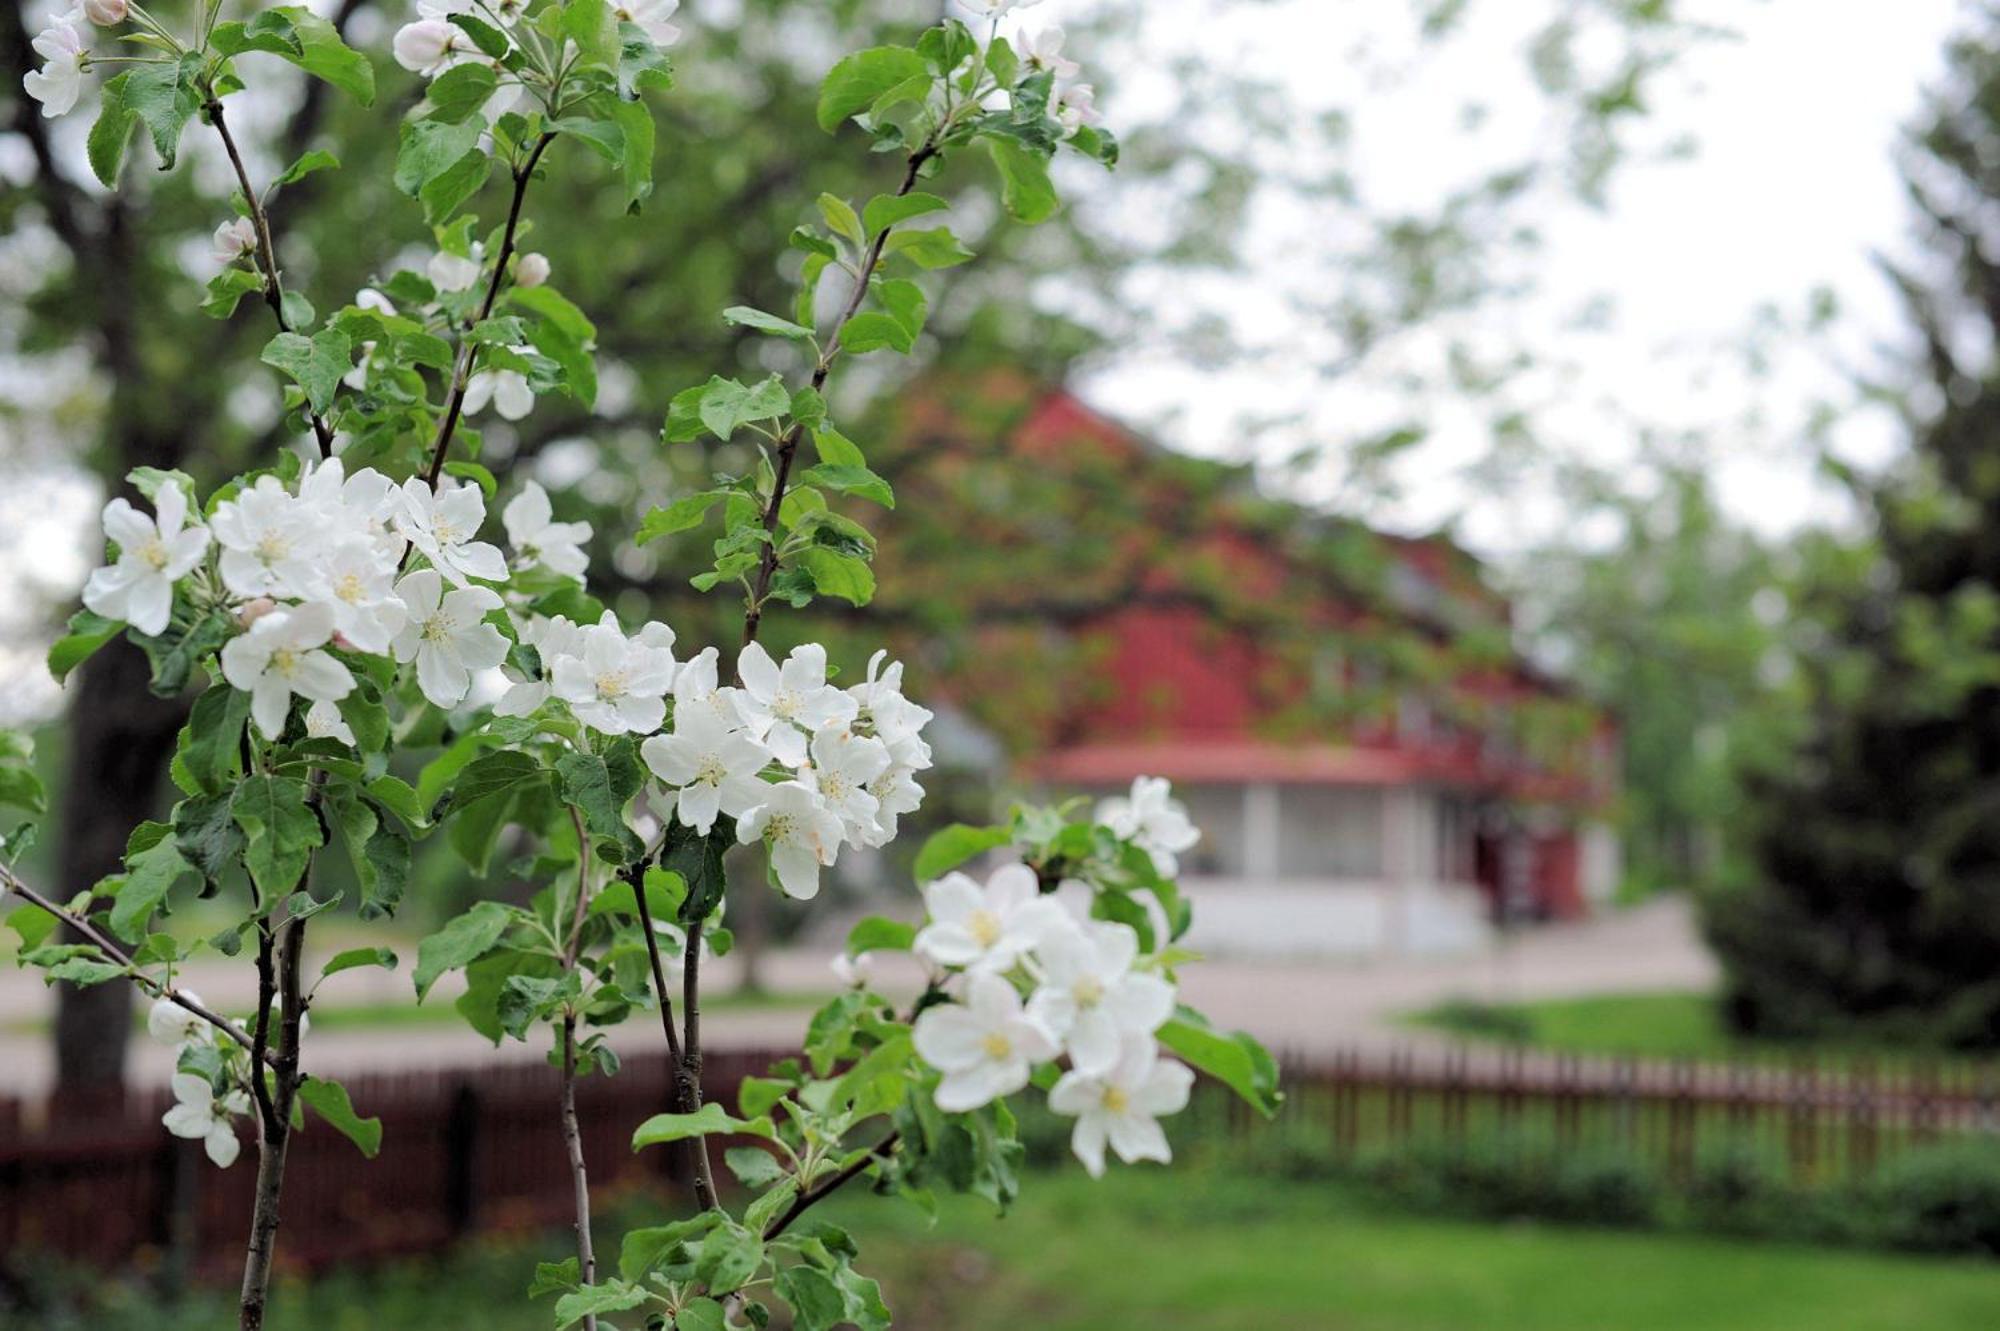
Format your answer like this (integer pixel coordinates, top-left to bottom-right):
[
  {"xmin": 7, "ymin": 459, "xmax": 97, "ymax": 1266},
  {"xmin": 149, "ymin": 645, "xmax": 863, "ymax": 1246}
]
[
  {"xmin": 678, "ymin": 918, "xmax": 720, "ymax": 1211},
  {"xmin": 558, "ymin": 1014, "xmax": 598, "ymax": 1331},
  {"xmin": 0, "ymin": 866, "xmax": 265, "ymax": 1057},
  {"xmin": 628, "ymin": 862, "xmax": 684, "ymax": 1065},
  {"xmin": 739, "ymin": 142, "xmax": 938, "ymax": 649},
  {"xmin": 761, "ymin": 1130, "xmax": 901, "ymax": 1242},
  {"xmin": 422, "ymin": 131, "xmax": 558, "ymax": 488},
  {"xmin": 206, "ymin": 99, "xmax": 336, "ymax": 459},
  {"xmin": 238, "ymin": 912, "xmax": 306, "ymax": 1331}
]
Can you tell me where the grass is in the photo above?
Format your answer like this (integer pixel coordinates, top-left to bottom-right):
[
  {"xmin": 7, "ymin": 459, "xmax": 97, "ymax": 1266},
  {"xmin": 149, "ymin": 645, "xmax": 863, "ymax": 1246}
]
[
  {"xmin": 1407, "ymin": 990, "xmax": 2000, "ymax": 1070},
  {"xmin": 35, "ymin": 1169, "xmax": 2000, "ymax": 1330}
]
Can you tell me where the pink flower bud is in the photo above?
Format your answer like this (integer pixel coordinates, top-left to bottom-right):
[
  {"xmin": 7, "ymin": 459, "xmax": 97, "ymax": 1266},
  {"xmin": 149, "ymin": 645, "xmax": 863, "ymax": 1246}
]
[
  {"xmin": 514, "ymin": 252, "xmax": 550, "ymax": 288},
  {"xmin": 237, "ymin": 597, "xmax": 277, "ymax": 627},
  {"xmin": 83, "ymin": 0, "xmax": 129, "ymax": 26}
]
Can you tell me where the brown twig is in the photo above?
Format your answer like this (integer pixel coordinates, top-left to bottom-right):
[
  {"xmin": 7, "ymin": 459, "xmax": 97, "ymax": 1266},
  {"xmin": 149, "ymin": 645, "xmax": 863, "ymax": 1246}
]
[
  {"xmin": 0, "ymin": 866, "xmax": 266, "ymax": 1057},
  {"xmin": 678, "ymin": 918, "xmax": 720, "ymax": 1211},
  {"xmin": 738, "ymin": 142, "xmax": 937, "ymax": 649},
  {"xmin": 206, "ymin": 99, "xmax": 336, "ymax": 459},
  {"xmin": 421, "ymin": 132, "xmax": 558, "ymax": 489},
  {"xmin": 238, "ymin": 911, "xmax": 306, "ymax": 1331},
  {"xmin": 761, "ymin": 1130, "xmax": 902, "ymax": 1242},
  {"xmin": 559, "ymin": 805, "xmax": 600, "ymax": 1329}
]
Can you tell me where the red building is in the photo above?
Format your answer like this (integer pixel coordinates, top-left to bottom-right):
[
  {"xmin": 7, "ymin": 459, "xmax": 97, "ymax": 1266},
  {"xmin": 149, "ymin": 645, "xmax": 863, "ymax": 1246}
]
[{"xmin": 887, "ymin": 380, "xmax": 1619, "ymax": 957}]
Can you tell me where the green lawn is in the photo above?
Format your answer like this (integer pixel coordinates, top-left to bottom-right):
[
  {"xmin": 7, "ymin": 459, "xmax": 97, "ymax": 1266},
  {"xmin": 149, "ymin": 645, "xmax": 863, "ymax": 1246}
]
[
  {"xmin": 1407, "ymin": 990, "xmax": 1999, "ymax": 1070},
  {"xmin": 53, "ymin": 1169, "xmax": 2000, "ymax": 1330}
]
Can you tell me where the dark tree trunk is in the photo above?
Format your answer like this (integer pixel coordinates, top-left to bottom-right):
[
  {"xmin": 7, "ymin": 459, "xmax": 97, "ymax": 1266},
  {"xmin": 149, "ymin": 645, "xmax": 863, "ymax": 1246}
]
[{"xmin": 52, "ymin": 638, "xmax": 186, "ymax": 1106}]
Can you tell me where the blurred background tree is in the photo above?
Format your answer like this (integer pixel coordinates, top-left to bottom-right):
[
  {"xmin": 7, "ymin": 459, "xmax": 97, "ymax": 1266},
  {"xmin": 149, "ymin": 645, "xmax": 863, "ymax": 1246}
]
[{"xmin": 1701, "ymin": 8, "xmax": 2000, "ymax": 1048}]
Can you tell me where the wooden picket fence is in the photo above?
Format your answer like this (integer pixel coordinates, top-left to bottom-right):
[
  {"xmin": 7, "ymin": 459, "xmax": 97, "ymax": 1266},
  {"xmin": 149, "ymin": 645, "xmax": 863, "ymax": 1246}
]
[{"xmin": 5, "ymin": 1043, "xmax": 2000, "ymax": 1286}]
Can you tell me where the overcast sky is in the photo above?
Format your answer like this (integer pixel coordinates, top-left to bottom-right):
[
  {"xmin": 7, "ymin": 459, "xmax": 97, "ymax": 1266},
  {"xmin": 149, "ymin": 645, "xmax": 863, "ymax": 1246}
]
[{"xmin": 1076, "ymin": 0, "xmax": 1962, "ymax": 553}]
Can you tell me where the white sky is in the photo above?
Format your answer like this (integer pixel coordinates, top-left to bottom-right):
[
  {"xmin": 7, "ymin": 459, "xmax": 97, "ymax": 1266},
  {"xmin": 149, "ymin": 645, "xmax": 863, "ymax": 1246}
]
[{"xmin": 1075, "ymin": 0, "xmax": 1962, "ymax": 552}]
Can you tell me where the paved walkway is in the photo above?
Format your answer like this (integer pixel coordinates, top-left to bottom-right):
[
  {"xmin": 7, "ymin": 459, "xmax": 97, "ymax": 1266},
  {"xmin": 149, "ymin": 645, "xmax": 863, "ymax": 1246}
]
[{"xmin": 0, "ymin": 897, "xmax": 1714, "ymax": 1098}]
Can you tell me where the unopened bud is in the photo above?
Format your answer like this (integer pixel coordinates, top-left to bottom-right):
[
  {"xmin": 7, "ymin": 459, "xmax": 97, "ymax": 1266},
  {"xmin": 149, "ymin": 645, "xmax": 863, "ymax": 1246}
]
[
  {"xmin": 237, "ymin": 597, "xmax": 277, "ymax": 628},
  {"xmin": 515, "ymin": 252, "xmax": 550, "ymax": 288},
  {"xmin": 84, "ymin": 0, "xmax": 130, "ymax": 26}
]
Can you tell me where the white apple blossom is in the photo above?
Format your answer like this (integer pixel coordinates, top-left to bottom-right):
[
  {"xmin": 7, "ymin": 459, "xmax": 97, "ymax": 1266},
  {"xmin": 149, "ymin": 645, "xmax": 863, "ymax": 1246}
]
[
  {"xmin": 305, "ymin": 543, "xmax": 407, "ymax": 655},
  {"xmin": 848, "ymin": 650, "xmax": 934, "ymax": 771},
  {"xmin": 463, "ymin": 362, "xmax": 535, "ymax": 420},
  {"xmin": 164, "ymin": 1073, "xmax": 251, "ymax": 1168},
  {"xmin": 211, "ymin": 476, "xmax": 320, "ymax": 599},
  {"xmin": 805, "ymin": 724, "xmax": 890, "ymax": 845},
  {"xmin": 1021, "ymin": 28, "xmax": 1078, "ymax": 79},
  {"xmin": 305, "ymin": 698, "xmax": 357, "ymax": 746},
  {"xmin": 955, "ymin": 0, "xmax": 1041, "ymax": 18},
  {"xmin": 147, "ymin": 993, "xmax": 206, "ymax": 1046},
  {"xmin": 733, "ymin": 641, "xmax": 857, "ymax": 767},
  {"xmin": 641, "ymin": 706, "xmax": 773, "ymax": 835},
  {"xmin": 551, "ymin": 612, "xmax": 676, "ymax": 734},
  {"xmin": 912, "ymin": 972, "xmax": 1058, "ymax": 1112},
  {"xmin": 220, "ymin": 602, "xmax": 355, "ymax": 740},
  {"xmin": 859, "ymin": 764, "xmax": 925, "ymax": 848},
  {"xmin": 609, "ymin": 0, "xmax": 681, "ymax": 46},
  {"xmin": 1097, "ymin": 776, "xmax": 1201, "ymax": 877},
  {"xmin": 1047, "ymin": 1036, "xmax": 1193, "ymax": 1178},
  {"xmin": 426, "ymin": 248, "xmax": 482, "ymax": 293},
  {"xmin": 393, "ymin": 18, "xmax": 477, "ymax": 77},
  {"xmin": 736, "ymin": 780, "xmax": 843, "ymax": 900},
  {"xmin": 81, "ymin": 483, "xmax": 210, "ymax": 637},
  {"xmin": 493, "ymin": 613, "xmax": 584, "ymax": 717},
  {"xmin": 299, "ymin": 456, "xmax": 401, "ymax": 556},
  {"xmin": 393, "ymin": 478, "xmax": 508, "ymax": 586},
  {"xmin": 83, "ymin": 0, "xmax": 129, "ymax": 26},
  {"xmin": 1056, "ymin": 83, "xmax": 1100, "ymax": 136},
  {"xmin": 1026, "ymin": 920, "xmax": 1175, "ymax": 1075},
  {"xmin": 914, "ymin": 863, "xmax": 1068, "ymax": 974},
  {"xmin": 515, "ymin": 252, "xmax": 551, "ymax": 287},
  {"xmin": 211, "ymin": 216, "xmax": 258, "ymax": 266},
  {"xmin": 831, "ymin": 951, "xmax": 877, "ymax": 989},
  {"xmin": 503, "ymin": 481, "xmax": 591, "ymax": 578},
  {"xmin": 389, "ymin": 569, "xmax": 507, "ymax": 708},
  {"xmin": 23, "ymin": 18, "xmax": 85, "ymax": 119}
]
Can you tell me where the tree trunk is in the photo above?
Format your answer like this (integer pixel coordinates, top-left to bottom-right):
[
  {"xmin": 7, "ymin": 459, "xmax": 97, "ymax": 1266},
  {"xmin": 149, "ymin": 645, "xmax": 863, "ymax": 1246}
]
[{"xmin": 52, "ymin": 638, "xmax": 186, "ymax": 1106}]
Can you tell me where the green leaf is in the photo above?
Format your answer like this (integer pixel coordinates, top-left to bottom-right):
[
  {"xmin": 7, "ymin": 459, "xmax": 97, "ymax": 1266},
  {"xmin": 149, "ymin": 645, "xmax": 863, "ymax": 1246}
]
[
  {"xmin": 609, "ymin": 95, "xmax": 655, "ymax": 213},
  {"xmin": 845, "ymin": 915, "xmax": 916, "ymax": 955},
  {"xmin": 122, "ymin": 56, "xmax": 202, "ymax": 171},
  {"xmin": 559, "ymin": 0, "xmax": 620, "ymax": 66},
  {"xmin": 509, "ymin": 285, "xmax": 597, "ymax": 343},
  {"xmin": 553, "ymin": 1281, "xmax": 648, "ymax": 1328},
  {"xmin": 812, "ymin": 427, "xmax": 866, "ymax": 468},
  {"xmin": 694, "ymin": 1221, "xmax": 763, "ymax": 1295},
  {"xmin": 213, "ymin": 7, "xmax": 376, "ymax": 105},
  {"xmin": 179, "ymin": 685, "xmax": 250, "ymax": 795},
  {"xmin": 202, "ymin": 267, "xmax": 266, "ymax": 319},
  {"xmin": 725, "ymin": 1145, "xmax": 788, "ymax": 1189},
  {"xmin": 723, "ymin": 305, "xmax": 815, "ymax": 340},
  {"xmin": 618, "ymin": 1213, "xmax": 720, "ymax": 1280},
  {"xmin": 420, "ymin": 146, "xmax": 492, "ymax": 224},
  {"xmin": 675, "ymin": 1298, "xmax": 727, "ymax": 1331},
  {"xmin": 87, "ymin": 73, "xmax": 138, "ymax": 187},
  {"xmin": 527, "ymin": 1257, "xmax": 581, "ymax": 1298},
  {"xmin": 799, "ymin": 464, "xmax": 893, "ymax": 508},
  {"xmin": 798, "ymin": 548, "xmax": 875, "ymax": 606},
  {"xmin": 817, "ymin": 46, "xmax": 930, "ymax": 132},
  {"xmin": 886, "ymin": 226, "xmax": 976, "ymax": 269},
  {"xmin": 455, "ymin": 749, "xmax": 544, "ymax": 807},
  {"xmin": 394, "ymin": 118, "xmax": 484, "ymax": 197},
  {"xmin": 837, "ymin": 312, "xmax": 914, "ymax": 356},
  {"xmin": 817, "ymin": 193, "xmax": 864, "ymax": 247},
  {"xmin": 321, "ymin": 946, "xmax": 397, "ymax": 979},
  {"xmin": 663, "ymin": 818, "xmax": 730, "ymax": 925},
  {"xmin": 260, "ymin": 329, "xmax": 353, "ymax": 415},
  {"xmin": 862, "ymin": 191, "xmax": 948, "ymax": 235},
  {"xmin": 172, "ymin": 791, "xmax": 245, "ymax": 883},
  {"xmin": 554, "ymin": 748, "xmax": 643, "ymax": 864},
  {"xmin": 413, "ymin": 900, "xmax": 514, "ymax": 1000},
  {"xmin": 272, "ymin": 148, "xmax": 340, "ymax": 187},
  {"xmin": 231, "ymin": 775, "xmax": 322, "ymax": 900},
  {"xmin": 6, "ymin": 903, "xmax": 58, "ymax": 953},
  {"xmin": 630, "ymin": 1102, "xmax": 773, "ymax": 1150},
  {"xmin": 109, "ymin": 823, "xmax": 190, "ymax": 943},
  {"xmin": 696, "ymin": 374, "xmax": 791, "ymax": 440},
  {"xmin": 913, "ymin": 823, "xmax": 1012, "ymax": 882},
  {"xmin": 46, "ymin": 610, "xmax": 121, "ymax": 684},
  {"xmin": 775, "ymin": 1265, "xmax": 847, "ymax": 1331},
  {"xmin": 986, "ymin": 138, "xmax": 1060, "ymax": 224},
  {"xmin": 423, "ymin": 62, "xmax": 498, "ymax": 123},
  {"xmin": 587, "ymin": 867, "xmax": 685, "ymax": 921},
  {"xmin": 134, "ymin": 611, "xmax": 231, "ymax": 697},
  {"xmin": 636, "ymin": 491, "xmax": 730, "ymax": 543},
  {"xmin": 1157, "ymin": 1012, "xmax": 1283, "ymax": 1118},
  {"xmin": 448, "ymin": 12, "xmax": 512, "ymax": 59},
  {"xmin": 297, "ymin": 1076, "xmax": 382, "ymax": 1157}
]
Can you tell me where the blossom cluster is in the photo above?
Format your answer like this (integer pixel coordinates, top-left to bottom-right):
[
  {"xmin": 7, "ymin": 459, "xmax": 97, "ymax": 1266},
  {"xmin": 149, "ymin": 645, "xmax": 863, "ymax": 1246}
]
[
  {"xmin": 391, "ymin": 0, "xmax": 681, "ymax": 101},
  {"xmin": 146, "ymin": 994, "xmax": 249, "ymax": 1168},
  {"xmin": 948, "ymin": 0, "xmax": 1099, "ymax": 137},
  {"xmin": 904, "ymin": 782, "xmax": 1203, "ymax": 1178},
  {"xmin": 77, "ymin": 469, "xmax": 933, "ymax": 901},
  {"xmin": 20, "ymin": 1, "xmax": 115, "ymax": 120}
]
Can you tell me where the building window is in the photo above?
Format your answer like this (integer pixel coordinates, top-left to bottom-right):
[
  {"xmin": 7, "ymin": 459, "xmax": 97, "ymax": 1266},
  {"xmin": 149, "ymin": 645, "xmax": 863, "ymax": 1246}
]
[{"xmin": 1276, "ymin": 786, "xmax": 1384, "ymax": 878}]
